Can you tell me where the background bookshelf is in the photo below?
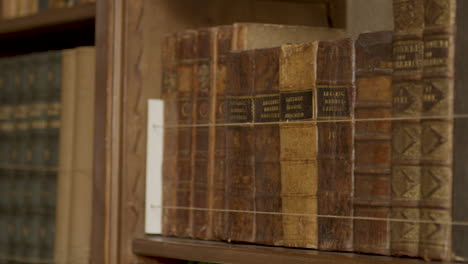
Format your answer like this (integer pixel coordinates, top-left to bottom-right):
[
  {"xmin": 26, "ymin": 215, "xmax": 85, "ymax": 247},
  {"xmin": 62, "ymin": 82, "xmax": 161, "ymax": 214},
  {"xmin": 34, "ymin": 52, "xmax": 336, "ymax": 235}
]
[
  {"xmin": 0, "ymin": 2, "xmax": 97, "ymax": 264},
  {"xmin": 0, "ymin": 3, "xmax": 95, "ymax": 56}
]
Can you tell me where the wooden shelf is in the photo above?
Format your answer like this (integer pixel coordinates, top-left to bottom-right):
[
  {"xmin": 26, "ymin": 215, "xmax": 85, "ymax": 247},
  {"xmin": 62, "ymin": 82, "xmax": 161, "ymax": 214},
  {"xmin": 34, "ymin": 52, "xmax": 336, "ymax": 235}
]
[
  {"xmin": 133, "ymin": 236, "xmax": 442, "ymax": 264},
  {"xmin": 0, "ymin": 3, "xmax": 95, "ymax": 39}
]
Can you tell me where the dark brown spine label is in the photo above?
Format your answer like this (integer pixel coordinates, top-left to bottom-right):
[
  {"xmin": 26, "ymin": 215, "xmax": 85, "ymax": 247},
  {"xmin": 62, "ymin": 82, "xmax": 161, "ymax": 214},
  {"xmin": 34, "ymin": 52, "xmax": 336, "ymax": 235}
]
[
  {"xmin": 317, "ymin": 86, "xmax": 350, "ymax": 118},
  {"xmin": 254, "ymin": 94, "xmax": 280, "ymax": 123},
  {"xmin": 280, "ymin": 90, "xmax": 313, "ymax": 121},
  {"xmin": 424, "ymin": 35, "xmax": 450, "ymax": 71},
  {"xmin": 226, "ymin": 96, "xmax": 253, "ymax": 123},
  {"xmin": 394, "ymin": 39, "xmax": 424, "ymax": 75}
]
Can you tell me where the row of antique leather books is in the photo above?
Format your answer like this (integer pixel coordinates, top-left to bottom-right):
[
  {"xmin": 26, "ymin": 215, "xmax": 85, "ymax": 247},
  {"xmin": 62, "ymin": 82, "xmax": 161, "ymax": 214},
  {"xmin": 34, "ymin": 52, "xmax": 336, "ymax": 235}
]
[
  {"xmin": 0, "ymin": 47, "xmax": 95, "ymax": 264},
  {"xmin": 160, "ymin": 0, "xmax": 468, "ymax": 260},
  {"xmin": 0, "ymin": 0, "xmax": 95, "ymax": 20}
]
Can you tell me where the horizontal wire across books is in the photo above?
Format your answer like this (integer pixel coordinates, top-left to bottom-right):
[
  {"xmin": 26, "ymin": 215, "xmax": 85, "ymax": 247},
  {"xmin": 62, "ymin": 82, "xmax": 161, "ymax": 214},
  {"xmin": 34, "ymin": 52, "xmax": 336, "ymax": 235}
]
[
  {"xmin": 155, "ymin": 113, "xmax": 468, "ymax": 128},
  {"xmin": 151, "ymin": 205, "xmax": 468, "ymax": 227}
]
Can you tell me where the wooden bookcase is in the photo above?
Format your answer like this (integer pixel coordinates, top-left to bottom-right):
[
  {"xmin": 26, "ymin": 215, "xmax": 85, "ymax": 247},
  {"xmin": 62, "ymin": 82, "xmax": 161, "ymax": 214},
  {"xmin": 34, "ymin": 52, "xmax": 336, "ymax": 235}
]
[
  {"xmin": 0, "ymin": 3, "xmax": 95, "ymax": 56},
  {"xmin": 0, "ymin": 0, "xmax": 456, "ymax": 263},
  {"xmin": 92, "ymin": 0, "xmax": 454, "ymax": 264}
]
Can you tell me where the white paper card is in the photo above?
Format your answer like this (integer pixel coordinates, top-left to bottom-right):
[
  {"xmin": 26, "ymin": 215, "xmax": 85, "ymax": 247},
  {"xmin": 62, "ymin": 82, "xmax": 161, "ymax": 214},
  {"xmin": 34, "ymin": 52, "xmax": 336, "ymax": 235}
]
[{"xmin": 145, "ymin": 99, "xmax": 164, "ymax": 234}]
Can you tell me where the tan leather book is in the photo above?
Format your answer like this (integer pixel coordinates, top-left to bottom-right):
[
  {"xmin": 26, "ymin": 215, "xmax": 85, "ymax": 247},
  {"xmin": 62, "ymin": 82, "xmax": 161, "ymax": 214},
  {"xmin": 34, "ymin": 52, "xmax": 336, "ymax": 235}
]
[
  {"xmin": 279, "ymin": 42, "xmax": 318, "ymax": 249},
  {"xmin": 48, "ymin": 0, "xmax": 65, "ymax": 9},
  {"xmin": 421, "ymin": 0, "xmax": 468, "ymax": 261},
  {"xmin": 55, "ymin": 49, "xmax": 77, "ymax": 264},
  {"xmin": 17, "ymin": 0, "xmax": 28, "ymax": 17},
  {"xmin": 353, "ymin": 31, "xmax": 393, "ymax": 256},
  {"xmin": 30, "ymin": 0, "xmax": 39, "ymax": 15},
  {"xmin": 391, "ymin": 0, "xmax": 425, "ymax": 257},
  {"xmin": 231, "ymin": 23, "xmax": 346, "ymax": 51},
  {"xmin": 68, "ymin": 46, "xmax": 95, "ymax": 264},
  {"xmin": 2, "ymin": 0, "xmax": 17, "ymax": 19},
  {"xmin": 419, "ymin": 0, "xmax": 453, "ymax": 260}
]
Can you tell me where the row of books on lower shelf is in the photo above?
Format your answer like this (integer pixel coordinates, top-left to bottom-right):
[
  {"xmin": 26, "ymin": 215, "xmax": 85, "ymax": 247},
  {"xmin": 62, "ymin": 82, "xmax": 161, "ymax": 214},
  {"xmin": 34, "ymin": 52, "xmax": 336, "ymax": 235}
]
[
  {"xmin": 147, "ymin": 0, "xmax": 468, "ymax": 262},
  {"xmin": 0, "ymin": 47, "xmax": 95, "ymax": 264},
  {"xmin": 0, "ymin": 0, "xmax": 94, "ymax": 20}
]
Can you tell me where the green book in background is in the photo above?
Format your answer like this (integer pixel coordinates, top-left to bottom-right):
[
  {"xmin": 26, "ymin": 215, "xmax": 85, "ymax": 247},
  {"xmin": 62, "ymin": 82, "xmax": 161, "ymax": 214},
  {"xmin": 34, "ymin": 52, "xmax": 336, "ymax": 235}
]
[
  {"xmin": 20, "ymin": 54, "xmax": 37, "ymax": 263},
  {"xmin": 42, "ymin": 50, "xmax": 62, "ymax": 261},
  {"xmin": 0, "ymin": 58, "xmax": 11, "ymax": 262},
  {"xmin": 31, "ymin": 52, "xmax": 50, "ymax": 261},
  {"xmin": 39, "ymin": 0, "xmax": 49, "ymax": 11},
  {"xmin": 2, "ymin": 57, "xmax": 17, "ymax": 264},
  {"xmin": 11, "ymin": 56, "xmax": 29, "ymax": 263}
]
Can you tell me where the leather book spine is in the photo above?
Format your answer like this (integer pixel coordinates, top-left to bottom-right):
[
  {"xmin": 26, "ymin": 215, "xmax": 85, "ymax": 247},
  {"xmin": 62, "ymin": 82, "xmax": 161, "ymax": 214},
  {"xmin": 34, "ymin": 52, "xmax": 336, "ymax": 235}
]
[
  {"xmin": 279, "ymin": 42, "xmax": 318, "ymax": 249},
  {"xmin": 0, "ymin": 58, "xmax": 10, "ymax": 259},
  {"xmin": 29, "ymin": 53, "xmax": 54, "ymax": 262},
  {"xmin": 3, "ymin": 57, "xmax": 19, "ymax": 263},
  {"xmin": 253, "ymin": 47, "xmax": 282, "ymax": 246},
  {"xmin": 191, "ymin": 28, "xmax": 213, "ymax": 239},
  {"xmin": 31, "ymin": 0, "xmax": 39, "ymax": 15},
  {"xmin": 224, "ymin": 50, "xmax": 256, "ymax": 243},
  {"xmin": 0, "ymin": 58, "xmax": 19, "ymax": 262},
  {"xmin": 31, "ymin": 53, "xmax": 50, "ymax": 261},
  {"xmin": 48, "ymin": 0, "xmax": 65, "ymax": 9},
  {"xmin": 2, "ymin": 0, "xmax": 17, "ymax": 19},
  {"xmin": 22, "ymin": 54, "xmax": 38, "ymax": 261},
  {"xmin": 391, "ymin": 0, "xmax": 425, "ymax": 257},
  {"xmin": 68, "ymin": 47, "xmax": 95, "ymax": 264},
  {"xmin": 54, "ymin": 49, "xmax": 77, "ymax": 264},
  {"xmin": 210, "ymin": 25, "xmax": 233, "ymax": 241},
  {"xmin": 419, "ymin": 0, "xmax": 454, "ymax": 260},
  {"xmin": 41, "ymin": 51, "xmax": 61, "ymax": 260},
  {"xmin": 13, "ymin": 56, "xmax": 29, "ymax": 261},
  {"xmin": 353, "ymin": 31, "xmax": 393, "ymax": 256},
  {"xmin": 175, "ymin": 31, "xmax": 197, "ymax": 238},
  {"xmin": 161, "ymin": 34, "xmax": 178, "ymax": 237},
  {"xmin": 17, "ymin": 0, "xmax": 27, "ymax": 17},
  {"xmin": 316, "ymin": 38, "xmax": 355, "ymax": 252},
  {"xmin": 453, "ymin": 0, "xmax": 468, "ymax": 260}
]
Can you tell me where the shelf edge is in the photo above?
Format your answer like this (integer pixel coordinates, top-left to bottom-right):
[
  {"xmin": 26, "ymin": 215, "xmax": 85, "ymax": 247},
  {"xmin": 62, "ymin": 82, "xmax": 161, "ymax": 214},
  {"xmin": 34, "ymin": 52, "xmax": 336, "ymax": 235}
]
[
  {"xmin": 132, "ymin": 236, "xmax": 444, "ymax": 264},
  {"xmin": 0, "ymin": 3, "xmax": 95, "ymax": 36}
]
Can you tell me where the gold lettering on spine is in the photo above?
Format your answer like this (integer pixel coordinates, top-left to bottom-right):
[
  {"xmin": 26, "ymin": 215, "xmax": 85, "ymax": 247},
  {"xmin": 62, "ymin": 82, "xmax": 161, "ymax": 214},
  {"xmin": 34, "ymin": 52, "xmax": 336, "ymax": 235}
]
[{"xmin": 229, "ymin": 97, "xmax": 252, "ymax": 122}]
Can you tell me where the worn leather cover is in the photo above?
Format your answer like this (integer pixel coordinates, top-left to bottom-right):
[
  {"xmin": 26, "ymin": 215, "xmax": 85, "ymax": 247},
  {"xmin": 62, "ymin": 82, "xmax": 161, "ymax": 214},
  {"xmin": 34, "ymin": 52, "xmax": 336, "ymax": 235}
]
[
  {"xmin": 224, "ymin": 50, "xmax": 256, "ymax": 243},
  {"xmin": 391, "ymin": 0, "xmax": 425, "ymax": 257},
  {"xmin": 161, "ymin": 34, "xmax": 178, "ymax": 237},
  {"xmin": 175, "ymin": 31, "xmax": 197, "ymax": 238},
  {"xmin": 191, "ymin": 28, "xmax": 213, "ymax": 239},
  {"xmin": 216, "ymin": 24, "xmax": 343, "ymax": 244},
  {"xmin": 279, "ymin": 42, "xmax": 318, "ymax": 249},
  {"xmin": 316, "ymin": 38, "xmax": 355, "ymax": 252},
  {"xmin": 209, "ymin": 25, "xmax": 233, "ymax": 241},
  {"xmin": 420, "ymin": 0, "xmax": 454, "ymax": 260},
  {"xmin": 253, "ymin": 47, "xmax": 283, "ymax": 246},
  {"xmin": 353, "ymin": 31, "xmax": 393, "ymax": 256}
]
